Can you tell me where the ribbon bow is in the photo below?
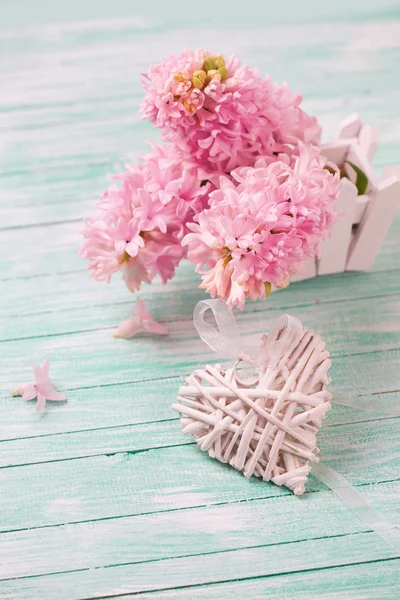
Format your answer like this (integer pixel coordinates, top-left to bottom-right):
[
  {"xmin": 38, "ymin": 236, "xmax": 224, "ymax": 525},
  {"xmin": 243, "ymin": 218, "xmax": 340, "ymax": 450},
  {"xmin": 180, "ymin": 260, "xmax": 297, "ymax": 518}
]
[
  {"xmin": 193, "ymin": 300, "xmax": 400, "ymax": 552},
  {"xmin": 194, "ymin": 299, "xmax": 303, "ymax": 371}
]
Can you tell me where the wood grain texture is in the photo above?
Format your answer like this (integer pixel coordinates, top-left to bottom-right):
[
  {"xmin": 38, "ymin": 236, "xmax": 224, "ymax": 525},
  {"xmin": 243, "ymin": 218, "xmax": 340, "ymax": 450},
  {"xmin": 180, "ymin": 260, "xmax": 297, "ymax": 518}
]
[
  {"xmin": 0, "ymin": 417, "xmax": 398, "ymax": 534},
  {"xmin": 3, "ymin": 290, "xmax": 400, "ymax": 356},
  {"xmin": 1, "ymin": 375, "xmax": 397, "ymax": 442},
  {"xmin": 1, "ymin": 480, "xmax": 398, "ymax": 580},
  {"xmin": 132, "ymin": 559, "xmax": 400, "ymax": 599},
  {"xmin": 0, "ymin": 405, "xmax": 399, "ymax": 470},
  {"xmin": 0, "ymin": 533, "xmax": 397, "ymax": 599},
  {"xmin": 1, "ymin": 212, "xmax": 400, "ymax": 281},
  {"xmin": 1, "ymin": 1, "xmax": 400, "ymax": 598}
]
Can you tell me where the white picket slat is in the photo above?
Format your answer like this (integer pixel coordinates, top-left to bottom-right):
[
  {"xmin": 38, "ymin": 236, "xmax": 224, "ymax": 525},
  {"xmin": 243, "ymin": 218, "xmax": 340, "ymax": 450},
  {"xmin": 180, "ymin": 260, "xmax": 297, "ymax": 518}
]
[
  {"xmin": 346, "ymin": 176, "xmax": 400, "ymax": 271},
  {"xmin": 358, "ymin": 124, "xmax": 379, "ymax": 161},
  {"xmin": 337, "ymin": 113, "xmax": 363, "ymax": 139},
  {"xmin": 318, "ymin": 178, "xmax": 358, "ymax": 275}
]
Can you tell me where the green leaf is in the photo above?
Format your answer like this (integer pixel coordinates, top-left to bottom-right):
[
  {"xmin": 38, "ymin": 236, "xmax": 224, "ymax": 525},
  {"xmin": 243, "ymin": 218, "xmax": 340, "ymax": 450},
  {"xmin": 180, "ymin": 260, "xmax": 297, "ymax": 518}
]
[{"xmin": 345, "ymin": 160, "xmax": 369, "ymax": 195}]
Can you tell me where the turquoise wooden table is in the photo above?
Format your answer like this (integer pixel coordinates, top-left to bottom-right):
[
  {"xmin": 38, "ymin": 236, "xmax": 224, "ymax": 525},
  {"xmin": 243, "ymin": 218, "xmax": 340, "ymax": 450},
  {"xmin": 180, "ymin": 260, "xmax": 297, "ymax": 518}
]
[{"xmin": 1, "ymin": 1, "xmax": 400, "ymax": 597}]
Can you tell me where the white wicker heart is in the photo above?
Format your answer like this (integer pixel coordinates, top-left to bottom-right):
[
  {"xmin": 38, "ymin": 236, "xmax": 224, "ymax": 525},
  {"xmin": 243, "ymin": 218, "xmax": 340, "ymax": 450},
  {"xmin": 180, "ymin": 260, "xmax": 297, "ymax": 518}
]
[{"xmin": 172, "ymin": 318, "xmax": 332, "ymax": 495}]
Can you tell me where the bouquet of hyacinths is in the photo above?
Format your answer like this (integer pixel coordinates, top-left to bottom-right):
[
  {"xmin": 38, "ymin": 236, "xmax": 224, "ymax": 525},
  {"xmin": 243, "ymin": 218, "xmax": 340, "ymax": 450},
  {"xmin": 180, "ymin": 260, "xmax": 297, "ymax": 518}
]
[{"xmin": 80, "ymin": 49, "xmax": 341, "ymax": 309}]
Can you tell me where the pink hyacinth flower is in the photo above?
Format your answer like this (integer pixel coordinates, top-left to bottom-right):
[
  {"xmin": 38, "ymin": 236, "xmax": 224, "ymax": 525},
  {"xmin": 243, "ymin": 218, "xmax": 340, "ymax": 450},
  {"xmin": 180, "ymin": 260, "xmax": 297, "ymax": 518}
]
[
  {"xmin": 183, "ymin": 144, "xmax": 340, "ymax": 309},
  {"xmin": 80, "ymin": 142, "xmax": 210, "ymax": 293},
  {"xmin": 141, "ymin": 49, "xmax": 321, "ymax": 174},
  {"xmin": 114, "ymin": 298, "xmax": 169, "ymax": 339},
  {"xmin": 11, "ymin": 358, "xmax": 66, "ymax": 413}
]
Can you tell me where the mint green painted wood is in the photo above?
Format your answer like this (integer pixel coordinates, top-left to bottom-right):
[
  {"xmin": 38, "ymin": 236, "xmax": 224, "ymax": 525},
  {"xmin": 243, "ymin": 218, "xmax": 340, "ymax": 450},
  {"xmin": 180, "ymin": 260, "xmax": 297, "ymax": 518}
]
[
  {"xmin": 1, "ymin": 373, "xmax": 397, "ymax": 442},
  {"xmin": 0, "ymin": 214, "xmax": 399, "ymax": 281},
  {"xmin": 0, "ymin": 532, "xmax": 396, "ymax": 599},
  {"xmin": 0, "ymin": 475, "xmax": 397, "ymax": 579},
  {"xmin": 0, "ymin": 480, "xmax": 397, "ymax": 581},
  {"xmin": 0, "ymin": 260, "xmax": 399, "ymax": 322},
  {"xmin": 131, "ymin": 559, "xmax": 400, "ymax": 599},
  {"xmin": 0, "ymin": 411, "xmax": 398, "ymax": 470},
  {"xmin": 2, "ymin": 330, "xmax": 400, "ymax": 395},
  {"xmin": 1, "ymin": 1, "xmax": 400, "ymax": 598},
  {"xmin": 0, "ymin": 417, "xmax": 398, "ymax": 533},
  {"xmin": 3, "ymin": 291, "xmax": 400, "ymax": 358}
]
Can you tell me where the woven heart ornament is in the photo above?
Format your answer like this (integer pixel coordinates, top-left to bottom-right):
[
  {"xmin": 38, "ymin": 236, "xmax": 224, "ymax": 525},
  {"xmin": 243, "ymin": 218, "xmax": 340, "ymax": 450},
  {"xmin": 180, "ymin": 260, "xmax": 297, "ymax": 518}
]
[{"xmin": 172, "ymin": 301, "xmax": 332, "ymax": 495}]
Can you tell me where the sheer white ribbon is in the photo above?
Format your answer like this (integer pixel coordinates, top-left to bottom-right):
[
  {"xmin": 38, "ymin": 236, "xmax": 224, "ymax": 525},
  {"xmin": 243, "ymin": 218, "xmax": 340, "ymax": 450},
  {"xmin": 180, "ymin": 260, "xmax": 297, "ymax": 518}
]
[
  {"xmin": 194, "ymin": 299, "xmax": 303, "ymax": 371},
  {"xmin": 193, "ymin": 299, "xmax": 400, "ymax": 552}
]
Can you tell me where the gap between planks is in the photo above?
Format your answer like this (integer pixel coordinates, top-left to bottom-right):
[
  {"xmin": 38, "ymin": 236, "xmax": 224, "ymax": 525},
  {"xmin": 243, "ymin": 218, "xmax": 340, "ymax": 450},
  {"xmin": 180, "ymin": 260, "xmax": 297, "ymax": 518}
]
[
  {"xmin": 0, "ymin": 399, "xmax": 396, "ymax": 444},
  {"xmin": 2, "ymin": 285, "xmax": 400, "ymax": 358},
  {"xmin": 2, "ymin": 297, "xmax": 400, "ymax": 396},
  {"xmin": 0, "ymin": 531, "xmax": 396, "ymax": 585},
  {"xmin": 0, "ymin": 467, "xmax": 398, "ymax": 535},
  {"xmin": 0, "ymin": 474, "xmax": 398, "ymax": 536},
  {"xmin": 1, "ymin": 478, "xmax": 399, "ymax": 581},
  {"xmin": 0, "ymin": 170, "xmax": 396, "ymax": 232},
  {"xmin": 2, "ymin": 283, "xmax": 400, "ymax": 338},
  {"xmin": 80, "ymin": 557, "xmax": 400, "ymax": 600},
  {"xmin": 1, "ymin": 352, "xmax": 399, "ymax": 442},
  {"xmin": 1, "ymin": 273, "xmax": 400, "ymax": 319},
  {"xmin": 0, "ymin": 532, "xmax": 398, "ymax": 599},
  {"xmin": 0, "ymin": 416, "xmax": 397, "ymax": 471}
]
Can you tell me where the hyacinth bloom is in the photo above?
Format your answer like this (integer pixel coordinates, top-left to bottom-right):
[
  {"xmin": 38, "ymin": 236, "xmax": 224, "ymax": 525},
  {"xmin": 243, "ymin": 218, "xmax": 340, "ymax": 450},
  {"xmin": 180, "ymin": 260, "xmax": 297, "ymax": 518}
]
[
  {"xmin": 141, "ymin": 49, "xmax": 320, "ymax": 174},
  {"xmin": 81, "ymin": 50, "xmax": 337, "ymax": 311},
  {"xmin": 80, "ymin": 144, "xmax": 210, "ymax": 292},
  {"xmin": 114, "ymin": 298, "xmax": 169, "ymax": 339},
  {"xmin": 183, "ymin": 145, "xmax": 340, "ymax": 309},
  {"xmin": 11, "ymin": 358, "xmax": 66, "ymax": 413}
]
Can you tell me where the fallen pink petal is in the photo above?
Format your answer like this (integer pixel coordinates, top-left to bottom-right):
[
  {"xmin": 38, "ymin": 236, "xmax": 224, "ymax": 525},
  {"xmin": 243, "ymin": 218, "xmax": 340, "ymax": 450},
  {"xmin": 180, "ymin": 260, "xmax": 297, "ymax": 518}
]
[
  {"xmin": 11, "ymin": 382, "xmax": 32, "ymax": 398},
  {"xmin": 11, "ymin": 358, "xmax": 67, "ymax": 413},
  {"xmin": 114, "ymin": 298, "xmax": 169, "ymax": 339}
]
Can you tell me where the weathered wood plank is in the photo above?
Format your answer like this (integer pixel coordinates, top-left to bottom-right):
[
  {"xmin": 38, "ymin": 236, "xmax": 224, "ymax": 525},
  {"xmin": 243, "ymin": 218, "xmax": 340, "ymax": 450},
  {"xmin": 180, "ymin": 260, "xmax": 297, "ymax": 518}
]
[
  {"xmin": 0, "ymin": 531, "xmax": 396, "ymax": 599},
  {"xmin": 132, "ymin": 559, "xmax": 400, "ymax": 600},
  {"xmin": 0, "ymin": 418, "xmax": 185, "ymax": 468},
  {"xmin": 2, "ymin": 291, "xmax": 400, "ymax": 365},
  {"xmin": 1, "ymin": 19, "xmax": 399, "ymax": 224},
  {"xmin": 0, "ymin": 222, "xmax": 83, "ymax": 279},
  {"xmin": 1, "ymin": 210, "xmax": 399, "ymax": 282},
  {"xmin": 1, "ymin": 3, "xmax": 400, "ymax": 597},
  {"xmin": 0, "ymin": 416, "xmax": 398, "ymax": 533},
  {"xmin": 0, "ymin": 157, "xmax": 398, "ymax": 230},
  {"xmin": 0, "ymin": 201, "xmax": 92, "ymax": 231},
  {"xmin": 0, "ymin": 409, "xmax": 399, "ymax": 470},
  {"xmin": 2, "ymin": 364, "xmax": 397, "ymax": 442},
  {"xmin": 2, "ymin": 302, "xmax": 400, "ymax": 394},
  {"xmin": 0, "ymin": 480, "xmax": 397, "ymax": 580},
  {"xmin": 0, "ymin": 260, "xmax": 400, "ymax": 323},
  {"xmin": 0, "ymin": 378, "xmax": 180, "ymax": 441}
]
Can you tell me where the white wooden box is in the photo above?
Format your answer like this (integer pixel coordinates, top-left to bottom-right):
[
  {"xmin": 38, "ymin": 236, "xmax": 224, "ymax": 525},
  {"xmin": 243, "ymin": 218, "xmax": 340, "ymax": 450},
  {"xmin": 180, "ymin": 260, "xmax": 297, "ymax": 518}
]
[{"xmin": 291, "ymin": 114, "xmax": 400, "ymax": 282}]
